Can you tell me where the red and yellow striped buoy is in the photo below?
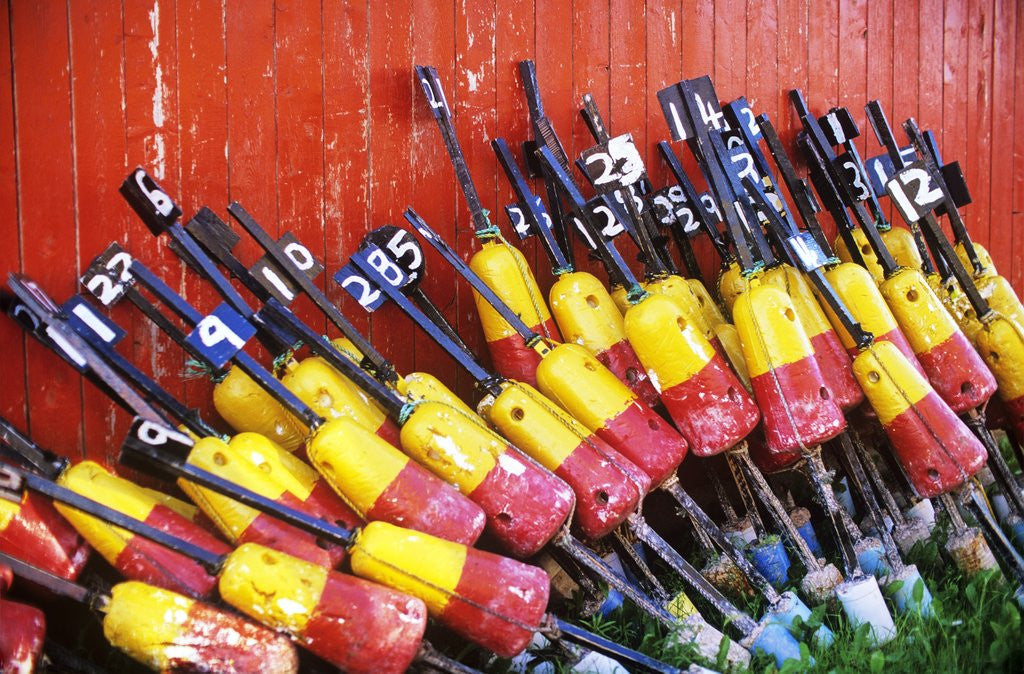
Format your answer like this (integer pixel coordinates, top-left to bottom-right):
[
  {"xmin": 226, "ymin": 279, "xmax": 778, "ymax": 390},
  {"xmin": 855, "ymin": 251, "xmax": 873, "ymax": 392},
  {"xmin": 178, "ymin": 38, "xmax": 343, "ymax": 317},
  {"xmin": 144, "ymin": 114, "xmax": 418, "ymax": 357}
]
[
  {"xmin": 822, "ymin": 263, "xmax": 927, "ymax": 377},
  {"xmin": 307, "ymin": 418, "xmax": 486, "ymax": 545},
  {"xmin": 548, "ymin": 271, "xmax": 660, "ymax": 407},
  {"xmin": 624, "ymin": 294, "xmax": 759, "ymax": 457},
  {"xmin": 103, "ymin": 580, "xmax": 299, "ymax": 673},
  {"xmin": 55, "ymin": 461, "xmax": 230, "ymax": 598},
  {"xmin": 220, "ymin": 543, "xmax": 427, "ymax": 673},
  {"xmin": 281, "ymin": 356, "xmax": 401, "ymax": 449},
  {"xmin": 878, "ymin": 267, "xmax": 996, "ymax": 412},
  {"xmin": 734, "ymin": 284, "xmax": 847, "ymax": 453},
  {"xmin": 955, "ymin": 241, "xmax": 997, "ymax": 278},
  {"xmin": 480, "ymin": 380, "xmax": 644, "ymax": 539},
  {"xmin": 852, "ymin": 341, "xmax": 987, "ymax": 497},
  {"xmin": 0, "ymin": 491, "xmax": 89, "ymax": 581},
  {"xmin": 180, "ymin": 436, "xmax": 347, "ymax": 568},
  {"xmin": 213, "ymin": 367, "xmax": 308, "ymax": 452},
  {"xmin": 535, "ymin": 343, "xmax": 691, "ymax": 482},
  {"xmin": 350, "ymin": 521, "xmax": 550, "ymax": 658},
  {"xmin": 762, "ymin": 265, "xmax": 863, "ymax": 410},
  {"xmin": 400, "ymin": 400, "xmax": 575, "ymax": 558},
  {"xmin": 470, "ymin": 240, "xmax": 561, "ymax": 387}
]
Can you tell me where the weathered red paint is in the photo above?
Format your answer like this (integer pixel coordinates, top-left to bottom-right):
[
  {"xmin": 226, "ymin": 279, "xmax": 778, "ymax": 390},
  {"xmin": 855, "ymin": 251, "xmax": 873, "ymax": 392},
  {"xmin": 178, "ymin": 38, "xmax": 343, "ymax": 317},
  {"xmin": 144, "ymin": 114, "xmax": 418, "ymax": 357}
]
[
  {"xmin": 0, "ymin": 493, "xmax": 90, "ymax": 582},
  {"xmin": 660, "ymin": 353, "xmax": 761, "ymax": 457},
  {"xmin": 374, "ymin": 418, "xmax": 403, "ymax": 448},
  {"xmin": 595, "ymin": 338, "xmax": 662, "ymax": 408},
  {"xmin": 915, "ymin": 331, "xmax": 998, "ymax": 413},
  {"xmin": 306, "ymin": 482, "xmax": 365, "ymax": 532},
  {"xmin": 301, "ymin": 572, "xmax": 427, "ymax": 673},
  {"xmin": 485, "ymin": 326, "xmax": 554, "ymax": 388},
  {"xmin": 468, "ymin": 448, "xmax": 575, "ymax": 558},
  {"xmin": 750, "ymin": 355, "xmax": 847, "ymax": 455},
  {"xmin": 0, "ymin": 563, "xmax": 11, "ymax": 592},
  {"xmin": 171, "ymin": 601, "xmax": 299, "ymax": 673},
  {"xmin": 366, "ymin": 461, "xmax": 487, "ymax": 546},
  {"xmin": 883, "ymin": 391, "xmax": 988, "ymax": 497},
  {"xmin": 556, "ymin": 440, "xmax": 642, "ymax": 540},
  {"xmin": 0, "ymin": 598, "xmax": 45, "ymax": 673},
  {"xmin": 747, "ymin": 432, "xmax": 803, "ymax": 474},
  {"xmin": 593, "ymin": 402, "xmax": 686, "ymax": 488},
  {"xmin": 240, "ymin": 490, "xmax": 344, "ymax": 568},
  {"xmin": 113, "ymin": 504, "xmax": 231, "ymax": 599},
  {"xmin": 809, "ymin": 330, "xmax": 864, "ymax": 410},
  {"xmin": 441, "ymin": 547, "xmax": 551, "ymax": 658}
]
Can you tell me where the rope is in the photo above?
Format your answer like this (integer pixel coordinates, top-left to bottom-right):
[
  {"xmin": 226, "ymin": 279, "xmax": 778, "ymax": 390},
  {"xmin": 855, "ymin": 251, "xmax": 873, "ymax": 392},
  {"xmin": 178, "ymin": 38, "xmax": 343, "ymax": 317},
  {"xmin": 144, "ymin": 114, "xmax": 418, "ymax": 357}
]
[
  {"xmin": 552, "ymin": 266, "xmax": 574, "ymax": 276},
  {"xmin": 272, "ymin": 341, "xmax": 303, "ymax": 375},
  {"xmin": 625, "ymin": 283, "xmax": 650, "ymax": 305},
  {"xmin": 183, "ymin": 358, "xmax": 227, "ymax": 384}
]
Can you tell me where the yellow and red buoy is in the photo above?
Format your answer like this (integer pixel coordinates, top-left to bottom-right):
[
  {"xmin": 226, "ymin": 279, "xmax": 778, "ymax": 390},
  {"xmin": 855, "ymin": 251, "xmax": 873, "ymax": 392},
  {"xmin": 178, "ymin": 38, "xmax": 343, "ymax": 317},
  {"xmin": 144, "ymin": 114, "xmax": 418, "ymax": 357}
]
[
  {"xmin": 54, "ymin": 461, "xmax": 230, "ymax": 598},
  {"xmin": 471, "ymin": 241, "xmax": 561, "ymax": 387},
  {"xmin": 480, "ymin": 380, "xmax": 644, "ymax": 539},
  {"xmin": 219, "ymin": 543, "xmax": 428, "ymax": 673},
  {"xmin": 350, "ymin": 521, "xmax": 550, "ymax": 658},
  {"xmin": 733, "ymin": 284, "xmax": 847, "ymax": 454},
  {"xmin": 213, "ymin": 366, "xmax": 308, "ymax": 453},
  {"xmin": 535, "ymin": 343, "xmax": 690, "ymax": 484},
  {"xmin": 548, "ymin": 270, "xmax": 661, "ymax": 408},
  {"xmin": 852, "ymin": 341, "xmax": 987, "ymax": 497},
  {"xmin": 400, "ymin": 400, "xmax": 575, "ymax": 558},
  {"xmin": 102, "ymin": 580, "xmax": 299, "ymax": 673},
  {"xmin": 625, "ymin": 294, "xmax": 760, "ymax": 457},
  {"xmin": 307, "ymin": 418, "xmax": 487, "ymax": 545},
  {"xmin": 0, "ymin": 490, "xmax": 90, "ymax": 581}
]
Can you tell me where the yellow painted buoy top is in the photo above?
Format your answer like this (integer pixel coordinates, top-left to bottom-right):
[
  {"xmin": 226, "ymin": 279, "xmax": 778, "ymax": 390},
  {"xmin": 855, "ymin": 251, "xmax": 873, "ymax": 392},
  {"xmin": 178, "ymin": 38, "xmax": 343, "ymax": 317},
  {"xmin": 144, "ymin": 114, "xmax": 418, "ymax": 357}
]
[
  {"xmin": 549, "ymin": 271, "xmax": 626, "ymax": 354},
  {"xmin": 623, "ymin": 294, "xmax": 716, "ymax": 390},
  {"xmin": 470, "ymin": 241, "xmax": 552, "ymax": 340}
]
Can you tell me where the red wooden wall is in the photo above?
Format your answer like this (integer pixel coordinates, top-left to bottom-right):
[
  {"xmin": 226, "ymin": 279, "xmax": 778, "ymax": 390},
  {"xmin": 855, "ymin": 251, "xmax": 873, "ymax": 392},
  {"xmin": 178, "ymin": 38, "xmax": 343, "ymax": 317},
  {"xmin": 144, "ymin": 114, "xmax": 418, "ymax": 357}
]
[{"xmin": 1, "ymin": 0, "xmax": 1022, "ymax": 464}]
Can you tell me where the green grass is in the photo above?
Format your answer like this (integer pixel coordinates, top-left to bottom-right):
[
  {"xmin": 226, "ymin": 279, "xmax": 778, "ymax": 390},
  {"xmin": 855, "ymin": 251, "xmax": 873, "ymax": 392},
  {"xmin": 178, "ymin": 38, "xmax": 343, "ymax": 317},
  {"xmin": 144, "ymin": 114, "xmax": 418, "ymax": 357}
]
[{"xmin": 565, "ymin": 538, "xmax": 1024, "ymax": 673}]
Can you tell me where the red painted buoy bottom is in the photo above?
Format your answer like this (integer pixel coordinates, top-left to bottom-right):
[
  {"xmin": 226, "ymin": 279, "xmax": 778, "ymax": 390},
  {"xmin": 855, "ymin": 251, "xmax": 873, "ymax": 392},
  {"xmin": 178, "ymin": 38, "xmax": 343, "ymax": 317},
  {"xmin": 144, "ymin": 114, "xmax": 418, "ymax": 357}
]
[
  {"xmin": 883, "ymin": 391, "xmax": 988, "ymax": 497},
  {"xmin": 441, "ymin": 548, "xmax": 551, "ymax": 658},
  {"xmin": 469, "ymin": 448, "xmax": 575, "ymax": 558},
  {"xmin": 916, "ymin": 331, "xmax": 997, "ymax": 413},
  {"xmin": 0, "ymin": 492, "xmax": 90, "ymax": 581},
  {"xmin": 596, "ymin": 402, "xmax": 685, "ymax": 488},
  {"xmin": 367, "ymin": 460, "xmax": 487, "ymax": 546},
  {"xmin": 596, "ymin": 338, "xmax": 662, "ymax": 409},
  {"xmin": 303, "ymin": 573, "xmax": 428, "ymax": 673},
  {"xmin": 809, "ymin": 330, "xmax": 863, "ymax": 410},
  {"xmin": 486, "ymin": 319, "xmax": 560, "ymax": 387},
  {"xmin": 0, "ymin": 599, "xmax": 45, "ymax": 673},
  {"xmin": 660, "ymin": 354, "xmax": 761, "ymax": 457},
  {"xmin": 241, "ymin": 490, "xmax": 345, "ymax": 568},
  {"xmin": 557, "ymin": 440, "xmax": 642, "ymax": 540},
  {"xmin": 748, "ymin": 430, "xmax": 802, "ymax": 474},
  {"xmin": 750, "ymin": 355, "xmax": 847, "ymax": 454},
  {"xmin": 375, "ymin": 418, "xmax": 403, "ymax": 448},
  {"xmin": 847, "ymin": 328, "xmax": 926, "ymax": 379},
  {"xmin": 172, "ymin": 601, "xmax": 299, "ymax": 672},
  {"xmin": 114, "ymin": 504, "xmax": 231, "ymax": 599}
]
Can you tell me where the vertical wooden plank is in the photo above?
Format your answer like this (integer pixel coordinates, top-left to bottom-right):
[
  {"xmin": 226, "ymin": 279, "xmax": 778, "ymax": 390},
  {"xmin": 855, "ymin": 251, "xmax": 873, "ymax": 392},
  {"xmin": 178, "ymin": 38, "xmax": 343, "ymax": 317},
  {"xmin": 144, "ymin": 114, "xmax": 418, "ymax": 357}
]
[
  {"xmin": 571, "ymin": 0, "xmax": 610, "ymax": 278},
  {"xmin": 892, "ymin": 0, "xmax": 921, "ymax": 125},
  {"xmin": 681, "ymin": 0, "xmax": 716, "ymax": 274},
  {"xmin": 776, "ymin": 0, "xmax": 808, "ymax": 164},
  {"xmin": 609, "ymin": 0, "xmax": 645, "ymax": 147},
  {"xmin": 10, "ymin": 2, "xmax": 84, "ymax": 458},
  {"xmin": 366, "ymin": 1, "xmax": 415, "ymax": 377},
  {"xmin": 453, "ymin": 0, "xmax": 496, "ymax": 397},
  {"xmin": 837, "ymin": 0, "xmax": 867, "ymax": 152},
  {"xmin": 746, "ymin": 0, "xmax": 778, "ymax": 280},
  {"xmin": 807, "ymin": 0, "xmax": 839, "ymax": 242},
  {"xmin": 322, "ymin": 2, "xmax": 373, "ymax": 352},
  {"xmin": 274, "ymin": 0, "xmax": 326, "ymax": 338},
  {"xmin": 123, "ymin": 0, "xmax": 182, "ymax": 425},
  {"xmin": 963, "ymin": 0, "xmax": 994, "ymax": 252},
  {"xmin": 986, "ymin": 0, "xmax": 1013, "ymax": 276},
  {"xmin": 1013, "ymin": 0, "xmax": 1024, "ymax": 294},
  {"xmin": 68, "ymin": 0, "xmax": 131, "ymax": 462},
  {"xmin": 942, "ymin": 0, "xmax": 968, "ymax": 231},
  {"xmin": 645, "ymin": 0, "xmax": 681, "ymax": 188},
  {"xmin": 177, "ymin": 0, "xmax": 228, "ymax": 417},
  {"xmin": 225, "ymin": 0, "xmax": 276, "ymax": 264},
  {"xmin": 917, "ymin": 0, "xmax": 944, "ymax": 131},
  {"xmin": 713, "ymin": 0, "xmax": 746, "ymax": 106},
  {"xmin": 866, "ymin": 0, "xmax": 894, "ymax": 222},
  {"xmin": 0, "ymin": 1, "xmax": 26, "ymax": 431},
  {"xmin": 409, "ymin": 1, "xmax": 459, "ymax": 389}
]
